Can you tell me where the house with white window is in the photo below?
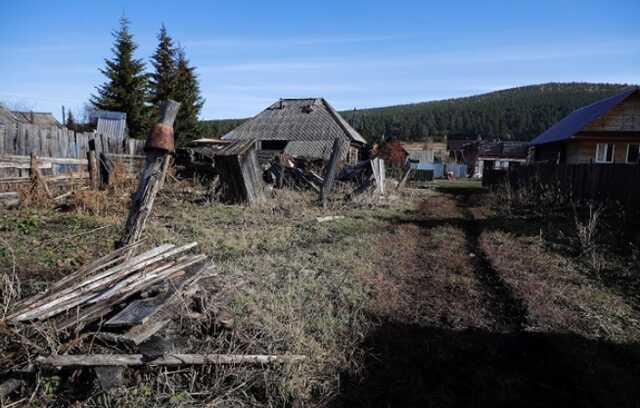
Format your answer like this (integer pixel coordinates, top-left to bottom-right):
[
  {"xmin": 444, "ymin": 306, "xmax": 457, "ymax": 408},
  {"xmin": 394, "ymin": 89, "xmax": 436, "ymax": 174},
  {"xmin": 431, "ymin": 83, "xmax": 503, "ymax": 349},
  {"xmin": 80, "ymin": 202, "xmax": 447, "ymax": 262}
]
[{"xmin": 529, "ymin": 87, "xmax": 640, "ymax": 164}]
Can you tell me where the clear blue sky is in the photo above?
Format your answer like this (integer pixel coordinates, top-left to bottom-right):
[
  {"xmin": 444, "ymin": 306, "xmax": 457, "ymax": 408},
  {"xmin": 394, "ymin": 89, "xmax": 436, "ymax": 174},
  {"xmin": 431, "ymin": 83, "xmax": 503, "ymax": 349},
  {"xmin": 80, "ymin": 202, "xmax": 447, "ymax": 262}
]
[{"xmin": 1, "ymin": 0, "xmax": 638, "ymax": 120}]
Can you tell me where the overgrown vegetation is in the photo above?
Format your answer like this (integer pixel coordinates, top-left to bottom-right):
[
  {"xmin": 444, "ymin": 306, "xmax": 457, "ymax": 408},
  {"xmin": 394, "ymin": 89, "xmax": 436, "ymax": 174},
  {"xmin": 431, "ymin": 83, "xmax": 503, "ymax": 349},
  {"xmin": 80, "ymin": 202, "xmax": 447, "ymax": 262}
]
[{"xmin": 2, "ymin": 178, "xmax": 640, "ymax": 406}]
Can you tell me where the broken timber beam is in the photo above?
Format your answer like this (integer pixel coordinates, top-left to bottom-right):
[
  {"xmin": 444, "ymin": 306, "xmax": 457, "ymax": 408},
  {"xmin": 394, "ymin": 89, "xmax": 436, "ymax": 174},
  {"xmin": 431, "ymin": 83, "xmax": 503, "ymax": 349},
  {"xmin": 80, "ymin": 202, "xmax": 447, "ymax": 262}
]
[
  {"xmin": 37, "ymin": 354, "xmax": 306, "ymax": 367},
  {"xmin": 116, "ymin": 100, "xmax": 180, "ymax": 253},
  {"xmin": 397, "ymin": 164, "xmax": 413, "ymax": 190},
  {"xmin": 320, "ymin": 138, "xmax": 344, "ymax": 208}
]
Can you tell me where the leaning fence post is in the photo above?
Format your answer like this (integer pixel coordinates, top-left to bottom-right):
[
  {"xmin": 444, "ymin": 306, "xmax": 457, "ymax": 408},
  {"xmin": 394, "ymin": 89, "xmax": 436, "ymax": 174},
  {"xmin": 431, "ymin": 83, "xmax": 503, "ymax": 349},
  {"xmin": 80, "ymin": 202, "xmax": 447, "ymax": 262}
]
[
  {"xmin": 320, "ymin": 138, "xmax": 344, "ymax": 208},
  {"xmin": 116, "ymin": 100, "xmax": 180, "ymax": 254}
]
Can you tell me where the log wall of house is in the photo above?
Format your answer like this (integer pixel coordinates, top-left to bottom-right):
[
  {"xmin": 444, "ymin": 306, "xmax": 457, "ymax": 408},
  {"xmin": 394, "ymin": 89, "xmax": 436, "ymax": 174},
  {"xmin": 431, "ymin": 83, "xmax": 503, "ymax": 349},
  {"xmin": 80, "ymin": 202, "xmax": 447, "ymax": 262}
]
[
  {"xmin": 566, "ymin": 139, "xmax": 639, "ymax": 164},
  {"xmin": 584, "ymin": 92, "xmax": 640, "ymax": 132}
]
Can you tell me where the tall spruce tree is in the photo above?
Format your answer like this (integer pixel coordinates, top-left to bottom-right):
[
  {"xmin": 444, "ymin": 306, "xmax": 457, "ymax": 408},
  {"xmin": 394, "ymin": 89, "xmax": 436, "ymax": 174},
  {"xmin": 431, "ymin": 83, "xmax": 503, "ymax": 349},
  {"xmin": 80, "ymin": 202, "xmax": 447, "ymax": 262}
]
[
  {"xmin": 91, "ymin": 16, "xmax": 149, "ymax": 138},
  {"xmin": 149, "ymin": 24, "xmax": 177, "ymax": 114},
  {"xmin": 172, "ymin": 47, "xmax": 205, "ymax": 143}
]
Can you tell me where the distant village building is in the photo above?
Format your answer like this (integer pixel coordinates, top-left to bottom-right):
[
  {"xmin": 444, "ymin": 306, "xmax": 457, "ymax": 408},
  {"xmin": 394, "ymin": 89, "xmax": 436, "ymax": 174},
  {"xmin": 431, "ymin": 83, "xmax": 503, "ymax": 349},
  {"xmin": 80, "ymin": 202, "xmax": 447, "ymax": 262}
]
[
  {"xmin": 222, "ymin": 98, "xmax": 366, "ymax": 164},
  {"xmin": 475, "ymin": 141, "xmax": 529, "ymax": 178},
  {"xmin": 402, "ymin": 137, "xmax": 448, "ymax": 164},
  {"xmin": 530, "ymin": 87, "xmax": 640, "ymax": 164},
  {"xmin": 0, "ymin": 106, "xmax": 61, "ymax": 127}
]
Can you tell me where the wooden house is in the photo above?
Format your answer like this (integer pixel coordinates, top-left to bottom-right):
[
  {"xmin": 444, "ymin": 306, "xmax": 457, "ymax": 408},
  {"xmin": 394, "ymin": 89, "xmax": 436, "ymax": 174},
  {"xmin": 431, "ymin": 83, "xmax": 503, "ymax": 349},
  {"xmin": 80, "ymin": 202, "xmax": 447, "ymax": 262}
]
[
  {"xmin": 402, "ymin": 138, "xmax": 448, "ymax": 164},
  {"xmin": 530, "ymin": 87, "xmax": 640, "ymax": 164},
  {"xmin": 222, "ymin": 98, "xmax": 366, "ymax": 164},
  {"xmin": 475, "ymin": 141, "xmax": 529, "ymax": 177}
]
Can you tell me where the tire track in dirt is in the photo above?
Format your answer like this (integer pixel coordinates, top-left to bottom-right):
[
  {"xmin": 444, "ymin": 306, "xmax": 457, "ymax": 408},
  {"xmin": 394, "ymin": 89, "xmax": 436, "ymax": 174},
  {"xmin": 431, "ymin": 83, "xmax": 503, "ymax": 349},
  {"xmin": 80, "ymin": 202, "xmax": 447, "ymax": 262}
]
[{"xmin": 455, "ymin": 194, "xmax": 528, "ymax": 332}]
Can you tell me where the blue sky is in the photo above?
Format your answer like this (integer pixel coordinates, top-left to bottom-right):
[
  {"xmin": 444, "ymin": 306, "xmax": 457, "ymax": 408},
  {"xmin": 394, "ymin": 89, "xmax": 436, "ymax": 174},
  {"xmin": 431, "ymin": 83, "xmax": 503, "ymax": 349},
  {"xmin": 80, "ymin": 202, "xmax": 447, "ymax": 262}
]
[{"xmin": 1, "ymin": 0, "xmax": 638, "ymax": 120}]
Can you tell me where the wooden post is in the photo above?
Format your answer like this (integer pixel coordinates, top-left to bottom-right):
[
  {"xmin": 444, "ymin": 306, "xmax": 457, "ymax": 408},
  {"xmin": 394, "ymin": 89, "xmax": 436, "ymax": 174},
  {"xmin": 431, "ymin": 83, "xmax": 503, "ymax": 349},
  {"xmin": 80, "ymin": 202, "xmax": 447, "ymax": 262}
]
[
  {"xmin": 116, "ymin": 100, "xmax": 180, "ymax": 253},
  {"xmin": 320, "ymin": 138, "xmax": 344, "ymax": 208},
  {"xmin": 397, "ymin": 164, "xmax": 413, "ymax": 190},
  {"xmin": 87, "ymin": 141, "xmax": 98, "ymax": 190},
  {"xmin": 30, "ymin": 153, "xmax": 51, "ymax": 198}
]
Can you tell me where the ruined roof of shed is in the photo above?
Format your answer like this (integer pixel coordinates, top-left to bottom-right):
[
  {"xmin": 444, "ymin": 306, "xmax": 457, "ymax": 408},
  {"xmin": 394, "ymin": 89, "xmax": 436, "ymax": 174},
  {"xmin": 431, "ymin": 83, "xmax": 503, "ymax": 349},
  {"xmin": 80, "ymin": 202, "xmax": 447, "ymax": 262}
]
[
  {"xmin": 0, "ymin": 106, "xmax": 19, "ymax": 125},
  {"xmin": 215, "ymin": 139, "xmax": 257, "ymax": 157},
  {"xmin": 478, "ymin": 141, "xmax": 529, "ymax": 159},
  {"xmin": 10, "ymin": 111, "xmax": 60, "ymax": 126},
  {"xmin": 222, "ymin": 98, "xmax": 367, "ymax": 146},
  {"xmin": 530, "ymin": 87, "xmax": 639, "ymax": 146},
  {"xmin": 284, "ymin": 140, "xmax": 340, "ymax": 160}
]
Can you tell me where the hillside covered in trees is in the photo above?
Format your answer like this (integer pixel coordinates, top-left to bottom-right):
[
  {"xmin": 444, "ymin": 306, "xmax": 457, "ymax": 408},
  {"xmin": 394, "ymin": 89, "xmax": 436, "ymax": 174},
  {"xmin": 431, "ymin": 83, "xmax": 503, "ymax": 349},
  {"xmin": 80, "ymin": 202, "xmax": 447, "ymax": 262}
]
[{"xmin": 201, "ymin": 83, "xmax": 633, "ymax": 143}]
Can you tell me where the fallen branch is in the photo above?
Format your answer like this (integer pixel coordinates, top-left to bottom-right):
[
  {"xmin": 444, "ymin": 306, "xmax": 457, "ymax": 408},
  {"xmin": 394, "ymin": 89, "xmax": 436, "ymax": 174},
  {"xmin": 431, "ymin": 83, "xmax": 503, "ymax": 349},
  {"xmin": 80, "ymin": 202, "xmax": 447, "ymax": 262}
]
[{"xmin": 37, "ymin": 353, "xmax": 306, "ymax": 367}]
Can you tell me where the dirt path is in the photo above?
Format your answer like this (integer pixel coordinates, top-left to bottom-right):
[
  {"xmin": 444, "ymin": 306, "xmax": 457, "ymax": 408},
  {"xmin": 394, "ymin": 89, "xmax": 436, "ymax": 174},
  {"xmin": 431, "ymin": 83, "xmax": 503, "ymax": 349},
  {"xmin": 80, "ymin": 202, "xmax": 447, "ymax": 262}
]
[
  {"xmin": 332, "ymin": 188, "xmax": 640, "ymax": 408},
  {"xmin": 456, "ymin": 194, "xmax": 528, "ymax": 332}
]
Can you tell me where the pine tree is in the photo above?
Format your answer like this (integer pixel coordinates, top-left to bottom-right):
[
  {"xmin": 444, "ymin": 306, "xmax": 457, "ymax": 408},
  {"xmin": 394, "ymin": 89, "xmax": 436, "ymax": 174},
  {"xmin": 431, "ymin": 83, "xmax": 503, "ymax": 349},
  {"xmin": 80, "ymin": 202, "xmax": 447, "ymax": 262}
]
[
  {"xmin": 149, "ymin": 24, "xmax": 177, "ymax": 115},
  {"xmin": 91, "ymin": 16, "xmax": 149, "ymax": 138},
  {"xmin": 172, "ymin": 47, "xmax": 205, "ymax": 143}
]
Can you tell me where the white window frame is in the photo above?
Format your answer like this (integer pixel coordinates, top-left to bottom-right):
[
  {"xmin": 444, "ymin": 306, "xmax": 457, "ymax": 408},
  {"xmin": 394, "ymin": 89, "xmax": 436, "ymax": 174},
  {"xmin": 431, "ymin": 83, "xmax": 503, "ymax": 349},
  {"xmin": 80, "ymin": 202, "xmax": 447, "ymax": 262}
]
[
  {"xmin": 595, "ymin": 143, "xmax": 615, "ymax": 163},
  {"xmin": 626, "ymin": 144, "xmax": 640, "ymax": 163}
]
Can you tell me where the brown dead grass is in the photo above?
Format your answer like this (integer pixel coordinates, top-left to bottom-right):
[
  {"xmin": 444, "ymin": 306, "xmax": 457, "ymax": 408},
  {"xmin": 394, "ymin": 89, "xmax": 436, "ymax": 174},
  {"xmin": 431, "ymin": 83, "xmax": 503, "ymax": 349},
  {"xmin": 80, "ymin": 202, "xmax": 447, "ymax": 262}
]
[
  {"xmin": 368, "ymin": 193, "xmax": 493, "ymax": 330},
  {"xmin": 481, "ymin": 230, "xmax": 640, "ymax": 343}
]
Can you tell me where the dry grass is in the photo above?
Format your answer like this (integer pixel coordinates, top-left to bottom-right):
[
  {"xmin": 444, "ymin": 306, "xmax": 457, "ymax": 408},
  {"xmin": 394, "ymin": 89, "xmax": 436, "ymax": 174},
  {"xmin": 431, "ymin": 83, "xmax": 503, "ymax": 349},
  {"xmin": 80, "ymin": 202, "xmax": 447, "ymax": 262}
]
[
  {"xmin": 481, "ymin": 225, "xmax": 640, "ymax": 343},
  {"xmin": 3, "ymin": 177, "xmax": 640, "ymax": 406}
]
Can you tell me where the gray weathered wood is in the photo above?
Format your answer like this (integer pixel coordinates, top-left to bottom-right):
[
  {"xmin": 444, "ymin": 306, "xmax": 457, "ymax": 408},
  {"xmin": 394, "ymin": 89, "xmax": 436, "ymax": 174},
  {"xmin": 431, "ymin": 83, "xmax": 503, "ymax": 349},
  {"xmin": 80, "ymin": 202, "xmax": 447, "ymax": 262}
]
[
  {"xmin": 117, "ymin": 100, "xmax": 180, "ymax": 252},
  {"xmin": 397, "ymin": 164, "xmax": 413, "ymax": 190},
  {"xmin": 37, "ymin": 353, "xmax": 307, "ymax": 367},
  {"xmin": 320, "ymin": 138, "xmax": 344, "ymax": 208}
]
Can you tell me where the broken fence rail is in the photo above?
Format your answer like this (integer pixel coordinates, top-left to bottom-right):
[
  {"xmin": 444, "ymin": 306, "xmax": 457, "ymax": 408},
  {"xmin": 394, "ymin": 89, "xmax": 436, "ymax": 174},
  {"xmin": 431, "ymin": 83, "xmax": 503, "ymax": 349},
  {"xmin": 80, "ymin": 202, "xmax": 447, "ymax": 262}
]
[{"xmin": 37, "ymin": 353, "xmax": 306, "ymax": 367}]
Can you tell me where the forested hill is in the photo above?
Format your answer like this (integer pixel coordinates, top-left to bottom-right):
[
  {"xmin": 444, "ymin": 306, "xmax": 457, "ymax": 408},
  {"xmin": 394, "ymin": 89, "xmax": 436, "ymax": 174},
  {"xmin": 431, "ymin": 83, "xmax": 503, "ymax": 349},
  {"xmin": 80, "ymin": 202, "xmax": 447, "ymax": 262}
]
[{"xmin": 200, "ymin": 83, "xmax": 633, "ymax": 142}]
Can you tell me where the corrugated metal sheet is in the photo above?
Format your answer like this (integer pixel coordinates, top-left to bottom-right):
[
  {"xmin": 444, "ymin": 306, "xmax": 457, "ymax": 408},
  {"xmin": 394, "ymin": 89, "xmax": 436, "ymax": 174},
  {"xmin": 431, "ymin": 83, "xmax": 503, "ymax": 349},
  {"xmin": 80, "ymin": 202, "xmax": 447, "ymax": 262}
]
[
  {"xmin": 96, "ymin": 111, "xmax": 127, "ymax": 152},
  {"xmin": 530, "ymin": 87, "xmax": 639, "ymax": 146}
]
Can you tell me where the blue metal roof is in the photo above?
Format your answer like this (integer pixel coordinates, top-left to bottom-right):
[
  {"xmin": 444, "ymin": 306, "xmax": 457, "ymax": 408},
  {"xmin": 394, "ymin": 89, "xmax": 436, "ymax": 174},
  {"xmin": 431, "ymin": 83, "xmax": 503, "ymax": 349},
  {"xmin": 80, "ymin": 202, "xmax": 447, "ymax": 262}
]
[{"xmin": 529, "ymin": 87, "xmax": 639, "ymax": 146}]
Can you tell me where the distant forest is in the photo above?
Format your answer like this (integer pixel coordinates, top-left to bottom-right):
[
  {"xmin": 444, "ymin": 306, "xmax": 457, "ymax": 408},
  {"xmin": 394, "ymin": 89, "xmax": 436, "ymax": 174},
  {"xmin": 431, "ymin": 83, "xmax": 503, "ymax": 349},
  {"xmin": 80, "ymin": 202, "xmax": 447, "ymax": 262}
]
[{"xmin": 200, "ymin": 83, "xmax": 634, "ymax": 143}]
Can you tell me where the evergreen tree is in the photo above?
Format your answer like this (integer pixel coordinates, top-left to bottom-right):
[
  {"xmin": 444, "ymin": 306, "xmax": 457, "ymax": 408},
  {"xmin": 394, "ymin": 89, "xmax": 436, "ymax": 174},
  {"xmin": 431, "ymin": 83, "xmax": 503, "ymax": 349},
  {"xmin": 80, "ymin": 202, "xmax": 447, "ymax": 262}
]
[
  {"xmin": 91, "ymin": 16, "xmax": 149, "ymax": 138},
  {"xmin": 149, "ymin": 24, "xmax": 177, "ymax": 114},
  {"xmin": 172, "ymin": 47, "xmax": 205, "ymax": 143}
]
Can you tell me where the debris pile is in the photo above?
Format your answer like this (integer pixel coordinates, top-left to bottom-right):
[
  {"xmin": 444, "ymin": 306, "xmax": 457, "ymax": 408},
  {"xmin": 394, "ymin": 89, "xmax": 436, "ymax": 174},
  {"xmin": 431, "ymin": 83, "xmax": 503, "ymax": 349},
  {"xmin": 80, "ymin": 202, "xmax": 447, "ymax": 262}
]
[{"xmin": 1, "ymin": 241, "xmax": 305, "ymax": 399}]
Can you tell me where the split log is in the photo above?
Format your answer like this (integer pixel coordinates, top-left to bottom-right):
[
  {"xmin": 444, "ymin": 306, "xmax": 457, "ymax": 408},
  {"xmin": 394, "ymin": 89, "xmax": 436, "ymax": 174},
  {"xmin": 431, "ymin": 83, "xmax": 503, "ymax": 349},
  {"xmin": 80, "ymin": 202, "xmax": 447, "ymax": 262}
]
[
  {"xmin": 371, "ymin": 158, "xmax": 385, "ymax": 195},
  {"xmin": 320, "ymin": 138, "xmax": 344, "ymax": 208},
  {"xmin": 37, "ymin": 353, "xmax": 306, "ymax": 367},
  {"xmin": 317, "ymin": 215, "xmax": 345, "ymax": 223},
  {"xmin": 116, "ymin": 100, "xmax": 180, "ymax": 253},
  {"xmin": 397, "ymin": 164, "xmax": 413, "ymax": 190}
]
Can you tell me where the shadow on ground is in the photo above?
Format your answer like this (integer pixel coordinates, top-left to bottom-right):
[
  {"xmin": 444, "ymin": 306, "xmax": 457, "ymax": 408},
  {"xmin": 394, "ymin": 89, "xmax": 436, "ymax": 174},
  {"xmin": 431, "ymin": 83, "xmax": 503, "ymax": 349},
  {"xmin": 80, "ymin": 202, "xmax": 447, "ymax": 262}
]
[{"xmin": 331, "ymin": 321, "xmax": 640, "ymax": 407}]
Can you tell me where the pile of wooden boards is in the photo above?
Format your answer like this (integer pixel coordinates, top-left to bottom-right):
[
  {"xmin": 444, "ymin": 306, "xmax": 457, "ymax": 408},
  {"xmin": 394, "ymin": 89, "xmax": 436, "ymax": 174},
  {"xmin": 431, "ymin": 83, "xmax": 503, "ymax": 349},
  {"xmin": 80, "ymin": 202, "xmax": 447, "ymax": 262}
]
[
  {"xmin": 5, "ymin": 241, "xmax": 212, "ymax": 344},
  {"xmin": 337, "ymin": 157, "xmax": 386, "ymax": 195},
  {"xmin": 269, "ymin": 162, "xmax": 323, "ymax": 193}
]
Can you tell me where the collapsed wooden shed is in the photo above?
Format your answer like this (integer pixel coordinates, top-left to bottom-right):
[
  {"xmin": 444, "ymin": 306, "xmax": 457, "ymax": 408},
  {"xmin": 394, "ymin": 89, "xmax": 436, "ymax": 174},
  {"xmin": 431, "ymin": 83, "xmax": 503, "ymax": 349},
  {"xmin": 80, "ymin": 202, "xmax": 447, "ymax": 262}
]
[{"xmin": 214, "ymin": 140, "xmax": 265, "ymax": 205}]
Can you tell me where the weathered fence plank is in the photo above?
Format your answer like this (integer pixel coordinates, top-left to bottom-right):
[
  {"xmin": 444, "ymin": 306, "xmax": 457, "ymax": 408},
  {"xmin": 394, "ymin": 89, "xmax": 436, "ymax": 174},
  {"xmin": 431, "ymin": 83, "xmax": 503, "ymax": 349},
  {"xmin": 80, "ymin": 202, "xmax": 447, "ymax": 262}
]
[{"xmin": 483, "ymin": 162, "xmax": 640, "ymax": 211}]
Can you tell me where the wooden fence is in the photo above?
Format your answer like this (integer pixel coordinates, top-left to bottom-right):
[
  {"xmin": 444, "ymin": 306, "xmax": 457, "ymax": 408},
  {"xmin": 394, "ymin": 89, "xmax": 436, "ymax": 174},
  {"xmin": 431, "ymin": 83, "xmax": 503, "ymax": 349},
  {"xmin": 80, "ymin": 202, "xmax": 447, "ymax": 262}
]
[
  {"xmin": 483, "ymin": 162, "xmax": 640, "ymax": 209},
  {"xmin": 0, "ymin": 123, "xmax": 144, "ymax": 180}
]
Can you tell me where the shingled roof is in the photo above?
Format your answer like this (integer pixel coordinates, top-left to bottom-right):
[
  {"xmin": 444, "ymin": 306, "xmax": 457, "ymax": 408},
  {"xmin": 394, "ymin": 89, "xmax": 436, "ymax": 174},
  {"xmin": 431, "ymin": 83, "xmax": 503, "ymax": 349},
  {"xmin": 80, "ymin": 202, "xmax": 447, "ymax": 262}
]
[
  {"xmin": 222, "ymin": 98, "xmax": 366, "ymax": 160},
  {"xmin": 478, "ymin": 141, "xmax": 529, "ymax": 159},
  {"xmin": 530, "ymin": 87, "xmax": 639, "ymax": 146},
  {"xmin": 11, "ymin": 111, "xmax": 60, "ymax": 127}
]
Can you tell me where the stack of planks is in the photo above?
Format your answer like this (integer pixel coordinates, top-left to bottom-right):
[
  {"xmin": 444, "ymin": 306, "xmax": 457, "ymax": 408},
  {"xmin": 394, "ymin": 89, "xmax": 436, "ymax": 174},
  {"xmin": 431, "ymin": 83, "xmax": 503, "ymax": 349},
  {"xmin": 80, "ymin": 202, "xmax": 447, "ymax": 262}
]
[{"xmin": 5, "ymin": 241, "xmax": 212, "ymax": 343}]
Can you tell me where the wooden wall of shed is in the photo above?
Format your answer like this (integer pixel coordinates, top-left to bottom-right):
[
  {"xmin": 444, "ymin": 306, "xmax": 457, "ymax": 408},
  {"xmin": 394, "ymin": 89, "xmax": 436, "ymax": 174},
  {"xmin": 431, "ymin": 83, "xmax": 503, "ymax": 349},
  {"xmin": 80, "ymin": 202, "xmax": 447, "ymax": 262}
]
[{"xmin": 585, "ymin": 92, "xmax": 640, "ymax": 132}]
